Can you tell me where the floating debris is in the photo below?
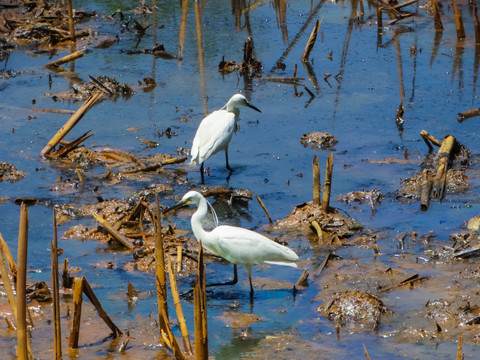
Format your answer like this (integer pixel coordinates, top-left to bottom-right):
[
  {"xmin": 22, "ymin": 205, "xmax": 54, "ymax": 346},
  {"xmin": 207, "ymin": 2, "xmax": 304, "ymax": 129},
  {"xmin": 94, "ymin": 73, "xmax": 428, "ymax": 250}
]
[
  {"xmin": 0, "ymin": 162, "xmax": 25, "ymax": 183},
  {"xmin": 300, "ymin": 132, "xmax": 338, "ymax": 150}
]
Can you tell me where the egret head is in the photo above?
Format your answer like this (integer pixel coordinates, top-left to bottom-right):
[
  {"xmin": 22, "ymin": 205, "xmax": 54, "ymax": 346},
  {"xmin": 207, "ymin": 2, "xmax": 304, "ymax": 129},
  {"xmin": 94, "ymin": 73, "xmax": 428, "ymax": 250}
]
[
  {"xmin": 225, "ymin": 94, "xmax": 261, "ymax": 113},
  {"xmin": 163, "ymin": 191, "xmax": 202, "ymax": 213}
]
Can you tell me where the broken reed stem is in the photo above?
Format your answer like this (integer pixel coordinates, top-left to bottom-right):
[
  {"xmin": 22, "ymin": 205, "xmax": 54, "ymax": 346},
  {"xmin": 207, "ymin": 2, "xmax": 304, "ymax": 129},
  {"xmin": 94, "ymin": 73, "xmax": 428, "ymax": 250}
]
[
  {"xmin": 457, "ymin": 108, "xmax": 480, "ymax": 122},
  {"xmin": 456, "ymin": 332, "xmax": 463, "ymax": 360},
  {"xmin": 255, "ymin": 195, "xmax": 273, "ymax": 224},
  {"xmin": 178, "ymin": 0, "xmax": 189, "ymax": 60},
  {"xmin": 432, "ymin": 0, "xmax": 443, "ymax": 31},
  {"xmin": 452, "ymin": 0, "xmax": 466, "ymax": 40},
  {"xmin": 92, "ymin": 213, "xmax": 135, "ymax": 250},
  {"xmin": 39, "ymin": 91, "xmax": 102, "ymax": 157},
  {"xmin": 194, "ymin": 242, "xmax": 208, "ymax": 360},
  {"xmin": 176, "ymin": 245, "xmax": 183, "ymax": 272},
  {"xmin": 431, "ymin": 135, "xmax": 456, "ymax": 200},
  {"xmin": 475, "ymin": 0, "xmax": 480, "ymax": 44},
  {"xmin": 321, "ymin": 153, "xmax": 333, "ymax": 213},
  {"xmin": 16, "ymin": 203, "xmax": 30, "ymax": 360},
  {"xmin": 310, "ymin": 220, "xmax": 323, "ymax": 242},
  {"xmin": 420, "ymin": 130, "xmax": 441, "ymax": 151},
  {"xmin": 82, "ymin": 277, "xmax": 122, "ymax": 337},
  {"xmin": 66, "ymin": 0, "xmax": 75, "ymax": 42},
  {"xmin": 167, "ymin": 257, "xmax": 193, "ymax": 355},
  {"xmin": 377, "ymin": 7, "xmax": 383, "ymax": 33},
  {"xmin": 313, "ymin": 155, "xmax": 321, "ymax": 206},
  {"xmin": 0, "ymin": 233, "xmax": 17, "ymax": 320},
  {"xmin": 363, "ymin": 343, "xmax": 371, "ymax": 360},
  {"xmin": 420, "ymin": 169, "xmax": 433, "ymax": 212},
  {"xmin": 301, "ymin": 19, "xmax": 321, "ymax": 62},
  {"xmin": 51, "ymin": 208, "xmax": 62, "ymax": 360},
  {"xmin": 0, "ymin": 234, "xmax": 17, "ymax": 280},
  {"xmin": 69, "ymin": 277, "xmax": 83, "ymax": 348},
  {"xmin": 62, "ymin": 258, "xmax": 73, "ymax": 288},
  {"xmin": 44, "ymin": 49, "xmax": 84, "ymax": 68},
  {"xmin": 154, "ymin": 193, "xmax": 168, "ymax": 333}
]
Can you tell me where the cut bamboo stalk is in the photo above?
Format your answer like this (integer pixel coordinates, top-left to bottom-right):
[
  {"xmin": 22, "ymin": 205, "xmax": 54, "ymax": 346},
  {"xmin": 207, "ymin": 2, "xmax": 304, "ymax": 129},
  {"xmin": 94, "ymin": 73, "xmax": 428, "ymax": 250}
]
[
  {"xmin": 16, "ymin": 204, "xmax": 29, "ymax": 360},
  {"xmin": 322, "ymin": 153, "xmax": 333, "ymax": 213},
  {"xmin": 44, "ymin": 49, "xmax": 84, "ymax": 68},
  {"xmin": 432, "ymin": 0, "xmax": 443, "ymax": 31},
  {"xmin": 51, "ymin": 208, "xmax": 62, "ymax": 360},
  {"xmin": 420, "ymin": 169, "xmax": 432, "ymax": 211},
  {"xmin": 167, "ymin": 257, "xmax": 193, "ymax": 355},
  {"xmin": 301, "ymin": 19, "xmax": 321, "ymax": 62},
  {"xmin": 92, "ymin": 213, "xmax": 135, "ymax": 250},
  {"xmin": 431, "ymin": 135, "xmax": 456, "ymax": 200},
  {"xmin": 452, "ymin": 0, "xmax": 466, "ymax": 40},
  {"xmin": 194, "ymin": 241, "xmax": 207, "ymax": 360},
  {"xmin": 420, "ymin": 130, "xmax": 441, "ymax": 151},
  {"xmin": 39, "ymin": 91, "xmax": 102, "ymax": 157},
  {"xmin": 154, "ymin": 194, "xmax": 168, "ymax": 331},
  {"xmin": 66, "ymin": 0, "xmax": 75, "ymax": 41},
  {"xmin": 69, "ymin": 277, "xmax": 83, "ymax": 348},
  {"xmin": 82, "ymin": 277, "xmax": 122, "ymax": 337},
  {"xmin": 255, "ymin": 195, "xmax": 273, "ymax": 224},
  {"xmin": 0, "ymin": 233, "xmax": 17, "ymax": 320},
  {"xmin": 313, "ymin": 155, "xmax": 321, "ymax": 205}
]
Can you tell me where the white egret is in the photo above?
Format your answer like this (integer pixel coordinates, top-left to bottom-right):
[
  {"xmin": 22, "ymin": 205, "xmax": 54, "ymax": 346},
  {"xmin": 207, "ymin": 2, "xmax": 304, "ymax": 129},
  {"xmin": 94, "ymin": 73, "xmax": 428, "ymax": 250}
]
[
  {"xmin": 190, "ymin": 94, "xmax": 261, "ymax": 183},
  {"xmin": 164, "ymin": 191, "xmax": 298, "ymax": 297}
]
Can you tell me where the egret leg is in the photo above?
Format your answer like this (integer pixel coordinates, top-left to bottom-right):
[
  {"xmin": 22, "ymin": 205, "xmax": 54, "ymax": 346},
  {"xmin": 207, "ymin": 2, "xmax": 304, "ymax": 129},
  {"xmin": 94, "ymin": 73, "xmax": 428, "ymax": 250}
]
[
  {"xmin": 200, "ymin": 162, "xmax": 205, "ymax": 184},
  {"xmin": 246, "ymin": 265, "xmax": 254, "ymax": 300},
  {"xmin": 206, "ymin": 264, "xmax": 238, "ymax": 287},
  {"xmin": 225, "ymin": 149, "xmax": 233, "ymax": 172}
]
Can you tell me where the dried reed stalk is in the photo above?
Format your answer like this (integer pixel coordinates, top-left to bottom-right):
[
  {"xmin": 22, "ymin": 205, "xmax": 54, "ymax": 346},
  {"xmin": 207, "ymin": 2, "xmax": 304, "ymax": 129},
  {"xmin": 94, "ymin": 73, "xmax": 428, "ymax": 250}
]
[
  {"xmin": 377, "ymin": 7, "xmax": 383, "ymax": 33},
  {"xmin": 62, "ymin": 258, "xmax": 73, "ymax": 288},
  {"xmin": 432, "ymin": 0, "xmax": 443, "ymax": 31},
  {"xmin": 0, "ymin": 233, "xmax": 17, "ymax": 320},
  {"xmin": 431, "ymin": 135, "xmax": 456, "ymax": 200},
  {"xmin": 420, "ymin": 169, "xmax": 433, "ymax": 212},
  {"xmin": 420, "ymin": 130, "xmax": 441, "ymax": 151},
  {"xmin": 457, "ymin": 108, "xmax": 480, "ymax": 122},
  {"xmin": 118, "ymin": 330, "xmax": 131, "ymax": 352},
  {"xmin": 310, "ymin": 220, "xmax": 323, "ymax": 242},
  {"xmin": 167, "ymin": 257, "xmax": 193, "ymax": 355},
  {"xmin": 51, "ymin": 208, "xmax": 62, "ymax": 359},
  {"xmin": 0, "ymin": 234, "xmax": 17, "ymax": 278},
  {"xmin": 301, "ymin": 19, "xmax": 321, "ymax": 62},
  {"xmin": 321, "ymin": 153, "xmax": 333, "ymax": 213},
  {"xmin": 82, "ymin": 277, "xmax": 122, "ymax": 337},
  {"xmin": 44, "ymin": 49, "xmax": 84, "ymax": 68},
  {"xmin": 456, "ymin": 332, "xmax": 463, "ymax": 360},
  {"xmin": 92, "ymin": 213, "xmax": 134, "ymax": 250},
  {"xmin": 154, "ymin": 194, "xmax": 168, "ymax": 331},
  {"xmin": 39, "ymin": 91, "xmax": 103, "ymax": 157},
  {"xmin": 313, "ymin": 155, "xmax": 321, "ymax": 205},
  {"xmin": 452, "ymin": 0, "xmax": 466, "ymax": 40},
  {"xmin": 177, "ymin": 245, "xmax": 183, "ymax": 272},
  {"xmin": 16, "ymin": 204, "xmax": 30, "ymax": 360},
  {"xmin": 66, "ymin": 0, "xmax": 75, "ymax": 41},
  {"xmin": 255, "ymin": 195, "xmax": 273, "ymax": 224},
  {"xmin": 178, "ymin": 0, "xmax": 189, "ymax": 60},
  {"xmin": 69, "ymin": 277, "xmax": 83, "ymax": 348},
  {"xmin": 475, "ymin": 0, "xmax": 480, "ymax": 44},
  {"xmin": 363, "ymin": 343, "xmax": 371, "ymax": 360},
  {"xmin": 194, "ymin": 242, "xmax": 207, "ymax": 359}
]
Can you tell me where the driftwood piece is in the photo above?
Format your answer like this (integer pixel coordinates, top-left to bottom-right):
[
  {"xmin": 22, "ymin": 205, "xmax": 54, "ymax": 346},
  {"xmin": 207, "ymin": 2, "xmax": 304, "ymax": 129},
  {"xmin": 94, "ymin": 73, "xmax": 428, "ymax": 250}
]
[{"xmin": 92, "ymin": 213, "xmax": 135, "ymax": 250}]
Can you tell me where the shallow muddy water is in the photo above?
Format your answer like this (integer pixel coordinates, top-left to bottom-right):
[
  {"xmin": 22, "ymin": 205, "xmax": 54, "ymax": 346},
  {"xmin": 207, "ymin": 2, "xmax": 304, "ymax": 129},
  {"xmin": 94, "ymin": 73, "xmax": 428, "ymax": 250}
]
[{"xmin": 1, "ymin": 0, "xmax": 480, "ymax": 358}]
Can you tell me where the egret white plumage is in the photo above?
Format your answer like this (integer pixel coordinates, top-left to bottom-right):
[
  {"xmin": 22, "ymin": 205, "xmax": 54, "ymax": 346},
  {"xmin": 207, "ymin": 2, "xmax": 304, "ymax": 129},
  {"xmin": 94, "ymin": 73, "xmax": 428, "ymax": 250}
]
[
  {"xmin": 164, "ymin": 191, "xmax": 298, "ymax": 297},
  {"xmin": 190, "ymin": 94, "xmax": 261, "ymax": 183}
]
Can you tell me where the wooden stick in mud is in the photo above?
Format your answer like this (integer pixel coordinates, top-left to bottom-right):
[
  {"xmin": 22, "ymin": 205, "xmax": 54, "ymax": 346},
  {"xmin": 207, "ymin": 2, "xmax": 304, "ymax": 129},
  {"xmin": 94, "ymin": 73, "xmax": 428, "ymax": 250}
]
[
  {"xmin": 16, "ymin": 203, "xmax": 31, "ymax": 360},
  {"xmin": 44, "ymin": 49, "xmax": 84, "ymax": 68},
  {"xmin": 82, "ymin": 277, "xmax": 122, "ymax": 337},
  {"xmin": 194, "ymin": 242, "xmax": 208, "ymax": 360},
  {"xmin": 69, "ymin": 277, "xmax": 83, "ymax": 348},
  {"xmin": 420, "ymin": 169, "xmax": 432, "ymax": 211},
  {"xmin": 432, "ymin": 0, "xmax": 443, "ymax": 31},
  {"xmin": 301, "ymin": 19, "xmax": 321, "ymax": 62},
  {"xmin": 167, "ymin": 257, "xmax": 193, "ymax": 355},
  {"xmin": 154, "ymin": 194, "xmax": 168, "ymax": 331},
  {"xmin": 431, "ymin": 135, "xmax": 456, "ymax": 200},
  {"xmin": 51, "ymin": 208, "xmax": 62, "ymax": 360},
  {"xmin": 313, "ymin": 155, "xmax": 321, "ymax": 206},
  {"xmin": 92, "ymin": 213, "xmax": 135, "ymax": 250},
  {"xmin": 39, "ymin": 91, "xmax": 103, "ymax": 157},
  {"xmin": 322, "ymin": 153, "xmax": 333, "ymax": 213},
  {"xmin": 420, "ymin": 130, "xmax": 441, "ymax": 151},
  {"xmin": 66, "ymin": 0, "xmax": 75, "ymax": 42},
  {"xmin": 457, "ymin": 108, "xmax": 480, "ymax": 122},
  {"xmin": 0, "ymin": 233, "xmax": 17, "ymax": 320},
  {"xmin": 452, "ymin": 0, "xmax": 466, "ymax": 40},
  {"xmin": 256, "ymin": 195, "xmax": 273, "ymax": 224}
]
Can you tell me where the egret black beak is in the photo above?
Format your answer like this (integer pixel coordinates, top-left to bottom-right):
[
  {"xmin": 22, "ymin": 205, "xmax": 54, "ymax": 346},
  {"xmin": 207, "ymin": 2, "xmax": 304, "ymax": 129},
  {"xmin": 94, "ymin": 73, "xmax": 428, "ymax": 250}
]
[
  {"xmin": 246, "ymin": 102, "xmax": 261, "ymax": 113},
  {"xmin": 163, "ymin": 199, "xmax": 188, "ymax": 214}
]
